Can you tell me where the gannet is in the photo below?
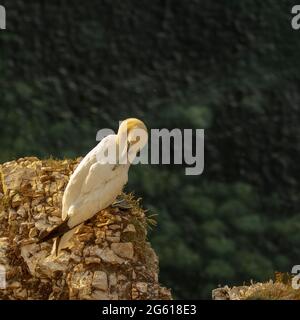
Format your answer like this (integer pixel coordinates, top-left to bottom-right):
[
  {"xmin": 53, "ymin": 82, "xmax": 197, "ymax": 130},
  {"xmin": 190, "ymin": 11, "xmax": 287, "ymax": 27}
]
[{"xmin": 38, "ymin": 118, "xmax": 148, "ymax": 256}]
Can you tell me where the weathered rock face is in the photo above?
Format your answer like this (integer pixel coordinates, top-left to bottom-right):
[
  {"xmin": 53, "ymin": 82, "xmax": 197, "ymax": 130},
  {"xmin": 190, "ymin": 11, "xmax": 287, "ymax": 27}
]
[{"xmin": 0, "ymin": 157, "xmax": 172, "ymax": 300}]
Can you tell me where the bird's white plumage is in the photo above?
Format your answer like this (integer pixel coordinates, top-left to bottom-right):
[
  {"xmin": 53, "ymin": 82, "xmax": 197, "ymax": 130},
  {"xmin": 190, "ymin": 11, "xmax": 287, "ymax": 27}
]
[
  {"xmin": 48, "ymin": 118, "xmax": 148, "ymax": 255},
  {"xmin": 62, "ymin": 134, "xmax": 129, "ymax": 227},
  {"xmin": 56, "ymin": 134, "xmax": 129, "ymax": 253}
]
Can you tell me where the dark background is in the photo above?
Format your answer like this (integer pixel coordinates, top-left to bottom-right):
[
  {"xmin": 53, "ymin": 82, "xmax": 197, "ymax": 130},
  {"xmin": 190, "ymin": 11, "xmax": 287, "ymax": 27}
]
[{"xmin": 0, "ymin": 0, "xmax": 300, "ymax": 299}]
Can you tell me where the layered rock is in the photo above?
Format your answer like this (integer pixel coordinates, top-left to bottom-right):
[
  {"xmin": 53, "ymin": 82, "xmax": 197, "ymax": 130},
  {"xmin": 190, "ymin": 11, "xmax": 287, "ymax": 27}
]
[{"xmin": 0, "ymin": 157, "xmax": 171, "ymax": 300}]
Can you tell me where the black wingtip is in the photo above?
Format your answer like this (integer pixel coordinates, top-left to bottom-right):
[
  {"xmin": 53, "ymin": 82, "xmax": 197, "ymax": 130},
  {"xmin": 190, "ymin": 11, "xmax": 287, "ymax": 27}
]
[{"xmin": 37, "ymin": 219, "xmax": 70, "ymax": 244}]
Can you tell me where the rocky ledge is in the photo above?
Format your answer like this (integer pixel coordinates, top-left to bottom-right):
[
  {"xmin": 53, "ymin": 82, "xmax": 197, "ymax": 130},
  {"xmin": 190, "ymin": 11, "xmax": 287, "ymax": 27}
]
[
  {"xmin": 0, "ymin": 157, "xmax": 172, "ymax": 300},
  {"xmin": 212, "ymin": 277, "xmax": 300, "ymax": 300}
]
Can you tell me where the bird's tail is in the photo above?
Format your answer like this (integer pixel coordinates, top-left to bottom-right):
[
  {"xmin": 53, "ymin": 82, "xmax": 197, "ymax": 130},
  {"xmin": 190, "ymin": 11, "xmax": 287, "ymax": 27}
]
[{"xmin": 37, "ymin": 219, "xmax": 70, "ymax": 244}]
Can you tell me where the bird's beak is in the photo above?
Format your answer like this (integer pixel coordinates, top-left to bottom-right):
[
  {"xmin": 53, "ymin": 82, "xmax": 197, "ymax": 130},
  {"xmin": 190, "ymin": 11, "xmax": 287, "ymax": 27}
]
[{"xmin": 119, "ymin": 141, "xmax": 130, "ymax": 163}]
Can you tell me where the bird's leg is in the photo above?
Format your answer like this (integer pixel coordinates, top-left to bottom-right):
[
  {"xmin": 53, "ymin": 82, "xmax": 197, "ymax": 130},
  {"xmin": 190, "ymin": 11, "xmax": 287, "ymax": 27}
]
[
  {"xmin": 111, "ymin": 195, "xmax": 133, "ymax": 210},
  {"xmin": 50, "ymin": 237, "xmax": 60, "ymax": 257}
]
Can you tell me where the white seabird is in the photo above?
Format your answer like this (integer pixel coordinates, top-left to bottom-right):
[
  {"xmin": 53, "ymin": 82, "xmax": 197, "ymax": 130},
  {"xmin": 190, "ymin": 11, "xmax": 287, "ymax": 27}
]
[{"xmin": 38, "ymin": 118, "xmax": 148, "ymax": 256}]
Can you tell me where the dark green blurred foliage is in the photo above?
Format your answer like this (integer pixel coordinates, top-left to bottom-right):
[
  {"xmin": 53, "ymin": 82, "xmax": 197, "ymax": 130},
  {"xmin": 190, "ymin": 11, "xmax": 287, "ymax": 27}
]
[{"xmin": 0, "ymin": 0, "xmax": 300, "ymax": 298}]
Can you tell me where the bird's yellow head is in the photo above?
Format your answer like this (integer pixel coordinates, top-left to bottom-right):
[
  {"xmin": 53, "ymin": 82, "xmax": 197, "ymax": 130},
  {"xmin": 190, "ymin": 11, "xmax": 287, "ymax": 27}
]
[{"xmin": 117, "ymin": 118, "xmax": 148, "ymax": 162}]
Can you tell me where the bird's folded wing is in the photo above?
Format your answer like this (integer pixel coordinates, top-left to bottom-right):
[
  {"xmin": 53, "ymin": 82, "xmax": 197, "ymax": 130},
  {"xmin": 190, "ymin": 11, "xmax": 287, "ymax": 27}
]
[
  {"xmin": 81, "ymin": 162, "xmax": 117, "ymax": 195},
  {"xmin": 62, "ymin": 134, "xmax": 119, "ymax": 221},
  {"xmin": 66, "ymin": 171, "xmax": 126, "ymax": 226},
  {"xmin": 62, "ymin": 151, "xmax": 97, "ymax": 220}
]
